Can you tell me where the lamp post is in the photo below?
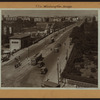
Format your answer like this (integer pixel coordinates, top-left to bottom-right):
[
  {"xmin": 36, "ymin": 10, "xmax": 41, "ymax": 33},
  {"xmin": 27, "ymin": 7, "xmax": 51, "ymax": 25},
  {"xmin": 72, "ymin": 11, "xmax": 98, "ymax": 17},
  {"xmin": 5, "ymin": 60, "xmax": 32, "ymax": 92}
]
[
  {"xmin": 57, "ymin": 57, "xmax": 60, "ymax": 84},
  {"xmin": 66, "ymin": 49, "xmax": 68, "ymax": 60},
  {"xmin": 57, "ymin": 63, "xmax": 59, "ymax": 84}
]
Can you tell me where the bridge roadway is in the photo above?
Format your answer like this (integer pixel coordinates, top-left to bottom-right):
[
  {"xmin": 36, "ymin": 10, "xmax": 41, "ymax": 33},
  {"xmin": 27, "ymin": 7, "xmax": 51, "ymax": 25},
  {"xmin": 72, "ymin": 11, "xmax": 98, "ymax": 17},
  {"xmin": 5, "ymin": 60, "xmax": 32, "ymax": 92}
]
[{"xmin": 1, "ymin": 21, "xmax": 83, "ymax": 87}]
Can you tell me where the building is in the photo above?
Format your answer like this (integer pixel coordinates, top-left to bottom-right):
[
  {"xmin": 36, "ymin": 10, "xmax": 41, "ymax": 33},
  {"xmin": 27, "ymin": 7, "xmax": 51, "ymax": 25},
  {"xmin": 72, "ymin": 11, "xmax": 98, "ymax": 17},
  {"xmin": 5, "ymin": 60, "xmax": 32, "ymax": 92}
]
[
  {"xmin": 18, "ymin": 16, "xmax": 31, "ymax": 21},
  {"xmin": 34, "ymin": 17, "xmax": 44, "ymax": 22},
  {"xmin": 3, "ymin": 16, "xmax": 17, "ymax": 22},
  {"xmin": 65, "ymin": 17, "xmax": 71, "ymax": 22},
  {"xmin": 3, "ymin": 15, "xmax": 32, "ymax": 22},
  {"xmin": 49, "ymin": 17, "xmax": 62, "ymax": 22},
  {"xmin": 70, "ymin": 17, "xmax": 78, "ymax": 22},
  {"xmin": 36, "ymin": 23, "xmax": 49, "ymax": 35},
  {"xmin": 9, "ymin": 34, "xmax": 31, "ymax": 52},
  {"xmin": 3, "ymin": 26, "xmax": 13, "ymax": 35},
  {"xmin": 65, "ymin": 78, "xmax": 97, "ymax": 88}
]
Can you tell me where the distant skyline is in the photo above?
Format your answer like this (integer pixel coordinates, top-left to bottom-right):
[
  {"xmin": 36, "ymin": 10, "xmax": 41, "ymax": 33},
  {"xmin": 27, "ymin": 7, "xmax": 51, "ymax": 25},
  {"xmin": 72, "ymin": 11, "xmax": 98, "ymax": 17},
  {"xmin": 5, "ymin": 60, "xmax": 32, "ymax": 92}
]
[{"xmin": 2, "ymin": 10, "xmax": 98, "ymax": 17}]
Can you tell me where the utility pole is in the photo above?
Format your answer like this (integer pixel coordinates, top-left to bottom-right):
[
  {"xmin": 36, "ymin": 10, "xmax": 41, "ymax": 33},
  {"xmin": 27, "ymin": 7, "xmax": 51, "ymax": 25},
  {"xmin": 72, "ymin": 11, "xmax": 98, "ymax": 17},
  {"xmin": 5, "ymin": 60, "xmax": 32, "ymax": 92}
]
[
  {"xmin": 45, "ymin": 38, "xmax": 46, "ymax": 46},
  {"xmin": 66, "ymin": 49, "xmax": 68, "ymax": 60},
  {"xmin": 57, "ymin": 57, "xmax": 60, "ymax": 84},
  {"xmin": 57, "ymin": 63, "xmax": 59, "ymax": 84},
  {"xmin": 28, "ymin": 47, "xmax": 29, "ymax": 58}
]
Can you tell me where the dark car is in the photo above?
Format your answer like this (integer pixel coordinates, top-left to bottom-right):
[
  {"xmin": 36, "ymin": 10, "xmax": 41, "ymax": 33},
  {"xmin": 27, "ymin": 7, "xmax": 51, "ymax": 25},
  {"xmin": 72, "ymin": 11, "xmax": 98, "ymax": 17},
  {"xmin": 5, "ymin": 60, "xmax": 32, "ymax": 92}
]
[
  {"xmin": 41, "ymin": 67, "xmax": 48, "ymax": 74},
  {"xmin": 15, "ymin": 61, "xmax": 22, "ymax": 68},
  {"xmin": 56, "ymin": 43, "xmax": 62, "ymax": 48},
  {"xmin": 38, "ymin": 61, "xmax": 45, "ymax": 68},
  {"xmin": 49, "ymin": 37, "xmax": 55, "ymax": 44},
  {"xmin": 54, "ymin": 47, "xmax": 59, "ymax": 53},
  {"xmin": 2, "ymin": 56, "xmax": 9, "ymax": 62}
]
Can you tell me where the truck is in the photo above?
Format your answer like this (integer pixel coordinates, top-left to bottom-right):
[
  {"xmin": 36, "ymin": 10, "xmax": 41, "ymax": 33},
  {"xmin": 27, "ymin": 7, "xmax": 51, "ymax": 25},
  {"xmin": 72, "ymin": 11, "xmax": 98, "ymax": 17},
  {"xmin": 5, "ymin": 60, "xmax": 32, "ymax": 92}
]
[
  {"xmin": 14, "ymin": 57, "xmax": 21, "ymax": 68},
  {"xmin": 49, "ymin": 37, "xmax": 55, "ymax": 44},
  {"xmin": 40, "ymin": 67, "xmax": 48, "ymax": 74},
  {"xmin": 31, "ymin": 53, "xmax": 43, "ymax": 66}
]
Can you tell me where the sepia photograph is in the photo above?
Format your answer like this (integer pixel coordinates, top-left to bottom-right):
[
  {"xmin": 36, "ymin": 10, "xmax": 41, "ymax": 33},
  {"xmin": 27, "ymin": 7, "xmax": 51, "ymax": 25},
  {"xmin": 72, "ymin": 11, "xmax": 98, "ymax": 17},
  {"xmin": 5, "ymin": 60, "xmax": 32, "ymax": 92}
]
[{"xmin": 1, "ymin": 10, "xmax": 98, "ymax": 88}]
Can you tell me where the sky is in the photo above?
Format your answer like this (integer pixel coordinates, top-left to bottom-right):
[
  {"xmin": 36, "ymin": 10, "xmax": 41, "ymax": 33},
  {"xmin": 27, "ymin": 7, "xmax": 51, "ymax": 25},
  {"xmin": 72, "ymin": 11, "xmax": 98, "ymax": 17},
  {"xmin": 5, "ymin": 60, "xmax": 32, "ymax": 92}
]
[{"xmin": 2, "ymin": 10, "xmax": 98, "ymax": 17}]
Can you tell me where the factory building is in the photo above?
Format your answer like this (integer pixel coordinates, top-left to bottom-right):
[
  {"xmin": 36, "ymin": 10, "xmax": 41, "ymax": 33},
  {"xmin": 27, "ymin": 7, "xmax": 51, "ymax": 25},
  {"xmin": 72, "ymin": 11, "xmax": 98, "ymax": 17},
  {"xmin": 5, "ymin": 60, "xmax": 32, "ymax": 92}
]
[{"xmin": 9, "ymin": 34, "xmax": 31, "ymax": 52}]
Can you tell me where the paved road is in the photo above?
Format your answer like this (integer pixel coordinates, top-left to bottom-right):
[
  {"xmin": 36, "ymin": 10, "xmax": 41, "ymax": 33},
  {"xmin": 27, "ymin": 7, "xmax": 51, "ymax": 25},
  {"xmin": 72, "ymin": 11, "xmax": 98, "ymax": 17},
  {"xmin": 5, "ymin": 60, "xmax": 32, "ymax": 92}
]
[
  {"xmin": 19, "ymin": 22, "xmax": 83, "ymax": 87},
  {"xmin": 19, "ymin": 29, "xmax": 72, "ymax": 87},
  {"xmin": 2, "ymin": 23, "xmax": 74, "ymax": 66},
  {"xmin": 1, "ymin": 21, "xmax": 83, "ymax": 87}
]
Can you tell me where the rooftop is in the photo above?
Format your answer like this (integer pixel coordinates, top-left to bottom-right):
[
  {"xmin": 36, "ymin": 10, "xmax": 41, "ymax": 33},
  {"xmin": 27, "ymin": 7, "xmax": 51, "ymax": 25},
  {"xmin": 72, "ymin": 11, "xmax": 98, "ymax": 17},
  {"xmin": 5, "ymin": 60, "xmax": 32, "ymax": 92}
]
[
  {"xmin": 36, "ymin": 23, "xmax": 48, "ymax": 27},
  {"xmin": 36, "ymin": 23, "xmax": 48, "ymax": 31},
  {"xmin": 9, "ymin": 34, "xmax": 30, "ymax": 39}
]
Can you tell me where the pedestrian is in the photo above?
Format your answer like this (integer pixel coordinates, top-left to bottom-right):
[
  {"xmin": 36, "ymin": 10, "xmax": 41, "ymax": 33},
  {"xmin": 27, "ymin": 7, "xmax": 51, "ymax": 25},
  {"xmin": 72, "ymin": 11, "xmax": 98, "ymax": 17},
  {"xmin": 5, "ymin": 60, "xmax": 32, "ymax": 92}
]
[
  {"xmin": 18, "ymin": 56, "xmax": 21, "ymax": 61},
  {"xmin": 15, "ymin": 64, "xmax": 17, "ymax": 68},
  {"xmin": 18, "ymin": 60, "xmax": 21, "ymax": 66},
  {"xmin": 27, "ymin": 58, "xmax": 31, "ymax": 65}
]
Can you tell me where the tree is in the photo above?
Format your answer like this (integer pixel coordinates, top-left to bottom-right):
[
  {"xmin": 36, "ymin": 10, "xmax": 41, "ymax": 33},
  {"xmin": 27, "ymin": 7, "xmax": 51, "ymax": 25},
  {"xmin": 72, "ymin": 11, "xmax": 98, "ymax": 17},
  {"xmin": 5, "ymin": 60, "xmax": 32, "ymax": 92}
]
[
  {"xmin": 45, "ymin": 17, "xmax": 49, "ymax": 22},
  {"xmin": 85, "ymin": 18, "xmax": 88, "ymax": 23},
  {"xmin": 92, "ymin": 16, "xmax": 96, "ymax": 22},
  {"xmin": 91, "ymin": 68, "xmax": 96, "ymax": 73}
]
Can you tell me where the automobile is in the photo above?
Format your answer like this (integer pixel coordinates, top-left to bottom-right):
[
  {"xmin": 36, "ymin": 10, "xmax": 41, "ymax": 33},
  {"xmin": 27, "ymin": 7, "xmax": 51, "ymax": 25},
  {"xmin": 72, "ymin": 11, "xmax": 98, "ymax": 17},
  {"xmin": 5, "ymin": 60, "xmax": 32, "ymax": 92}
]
[
  {"xmin": 54, "ymin": 47, "xmax": 59, "ymax": 53},
  {"xmin": 37, "ymin": 61, "xmax": 45, "ymax": 68},
  {"xmin": 56, "ymin": 43, "xmax": 62, "ymax": 48},
  {"xmin": 41, "ymin": 81, "xmax": 60, "ymax": 87},
  {"xmin": 14, "ymin": 57, "xmax": 22, "ymax": 68},
  {"xmin": 12, "ymin": 49, "xmax": 18, "ymax": 54},
  {"xmin": 2, "ymin": 53, "xmax": 10, "ymax": 62},
  {"xmin": 54, "ymin": 33, "xmax": 58, "ymax": 37},
  {"xmin": 31, "ymin": 59, "xmax": 37, "ymax": 66},
  {"xmin": 41, "ymin": 67, "xmax": 48, "ymax": 74},
  {"xmin": 15, "ymin": 61, "xmax": 21, "ymax": 68},
  {"xmin": 49, "ymin": 37, "xmax": 55, "ymax": 44},
  {"xmin": 2, "ymin": 56, "xmax": 9, "ymax": 62}
]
